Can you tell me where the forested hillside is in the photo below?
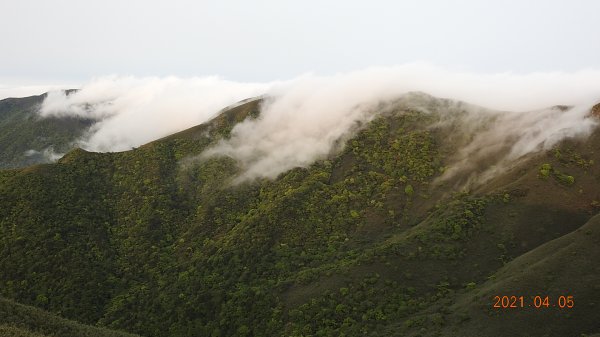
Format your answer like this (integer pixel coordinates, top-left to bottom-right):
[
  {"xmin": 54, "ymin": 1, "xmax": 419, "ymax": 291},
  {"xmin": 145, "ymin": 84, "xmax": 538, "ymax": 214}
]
[
  {"xmin": 0, "ymin": 92, "xmax": 92, "ymax": 168},
  {"xmin": 0, "ymin": 96, "xmax": 599, "ymax": 336},
  {"xmin": 0, "ymin": 297, "xmax": 139, "ymax": 337}
]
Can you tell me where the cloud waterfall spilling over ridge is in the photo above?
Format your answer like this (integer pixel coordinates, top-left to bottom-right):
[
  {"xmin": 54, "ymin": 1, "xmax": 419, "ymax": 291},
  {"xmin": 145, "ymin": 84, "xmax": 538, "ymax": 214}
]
[
  {"xmin": 40, "ymin": 76, "xmax": 274, "ymax": 151},
  {"xmin": 203, "ymin": 65, "xmax": 600, "ymax": 182},
  {"xmin": 39, "ymin": 64, "xmax": 600, "ymax": 181}
]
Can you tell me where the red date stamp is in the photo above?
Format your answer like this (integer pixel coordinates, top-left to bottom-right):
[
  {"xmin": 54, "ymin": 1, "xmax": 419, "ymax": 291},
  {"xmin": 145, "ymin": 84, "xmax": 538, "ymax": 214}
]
[{"xmin": 493, "ymin": 295, "xmax": 574, "ymax": 309}]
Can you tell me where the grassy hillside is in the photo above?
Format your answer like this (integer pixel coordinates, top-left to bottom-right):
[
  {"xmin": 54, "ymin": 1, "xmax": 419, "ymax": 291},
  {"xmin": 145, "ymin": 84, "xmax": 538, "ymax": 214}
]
[
  {"xmin": 0, "ymin": 93, "xmax": 93, "ymax": 168},
  {"xmin": 434, "ymin": 214, "xmax": 600, "ymax": 337},
  {"xmin": 0, "ymin": 96, "xmax": 598, "ymax": 336},
  {"xmin": 0, "ymin": 297, "xmax": 139, "ymax": 337}
]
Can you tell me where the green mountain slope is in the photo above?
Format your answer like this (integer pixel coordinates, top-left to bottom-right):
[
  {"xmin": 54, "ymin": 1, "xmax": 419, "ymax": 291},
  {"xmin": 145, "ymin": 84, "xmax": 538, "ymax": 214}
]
[
  {"xmin": 433, "ymin": 214, "xmax": 600, "ymax": 337},
  {"xmin": 0, "ymin": 297, "xmax": 139, "ymax": 337},
  {"xmin": 0, "ymin": 93, "xmax": 93, "ymax": 168},
  {"xmin": 0, "ymin": 96, "xmax": 599, "ymax": 336}
]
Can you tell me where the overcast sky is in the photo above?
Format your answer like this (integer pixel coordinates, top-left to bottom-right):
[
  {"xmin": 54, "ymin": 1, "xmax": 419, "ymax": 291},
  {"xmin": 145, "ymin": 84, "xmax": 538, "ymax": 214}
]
[{"xmin": 1, "ymin": 0, "xmax": 600, "ymax": 97}]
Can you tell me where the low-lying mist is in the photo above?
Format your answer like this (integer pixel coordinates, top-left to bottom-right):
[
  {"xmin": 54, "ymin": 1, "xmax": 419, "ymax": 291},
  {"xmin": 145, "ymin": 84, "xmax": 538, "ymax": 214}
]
[{"xmin": 39, "ymin": 64, "xmax": 600, "ymax": 182}]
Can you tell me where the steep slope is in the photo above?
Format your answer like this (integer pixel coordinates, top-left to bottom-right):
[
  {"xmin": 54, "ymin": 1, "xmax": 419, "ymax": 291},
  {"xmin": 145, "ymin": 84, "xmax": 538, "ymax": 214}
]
[
  {"xmin": 0, "ymin": 93, "xmax": 93, "ymax": 168},
  {"xmin": 0, "ymin": 95, "xmax": 598, "ymax": 336},
  {"xmin": 0, "ymin": 297, "xmax": 139, "ymax": 337},
  {"xmin": 437, "ymin": 214, "xmax": 600, "ymax": 337}
]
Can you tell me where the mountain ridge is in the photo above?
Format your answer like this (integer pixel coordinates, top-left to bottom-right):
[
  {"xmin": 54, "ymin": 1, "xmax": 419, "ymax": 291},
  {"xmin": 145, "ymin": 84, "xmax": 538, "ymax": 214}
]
[
  {"xmin": 0, "ymin": 93, "xmax": 599, "ymax": 336},
  {"xmin": 0, "ymin": 92, "xmax": 94, "ymax": 169}
]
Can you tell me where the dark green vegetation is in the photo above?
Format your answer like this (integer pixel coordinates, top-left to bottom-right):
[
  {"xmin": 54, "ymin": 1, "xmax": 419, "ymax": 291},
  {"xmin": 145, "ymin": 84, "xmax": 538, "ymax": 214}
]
[
  {"xmin": 1, "ymin": 96, "xmax": 599, "ymax": 336},
  {"xmin": 0, "ymin": 297, "xmax": 138, "ymax": 337},
  {"xmin": 0, "ymin": 92, "xmax": 93, "ymax": 168}
]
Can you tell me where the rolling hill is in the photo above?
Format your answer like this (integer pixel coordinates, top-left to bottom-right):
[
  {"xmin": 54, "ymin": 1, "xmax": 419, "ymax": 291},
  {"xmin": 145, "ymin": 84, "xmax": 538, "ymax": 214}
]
[{"xmin": 0, "ymin": 94, "xmax": 599, "ymax": 336}]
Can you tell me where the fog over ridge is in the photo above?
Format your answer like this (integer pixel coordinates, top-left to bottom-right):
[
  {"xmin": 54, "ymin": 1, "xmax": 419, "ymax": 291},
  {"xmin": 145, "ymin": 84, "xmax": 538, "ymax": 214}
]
[
  {"xmin": 40, "ymin": 75, "xmax": 273, "ymax": 151},
  {"xmin": 38, "ymin": 64, "xmax": 600, "ymax": 182}
]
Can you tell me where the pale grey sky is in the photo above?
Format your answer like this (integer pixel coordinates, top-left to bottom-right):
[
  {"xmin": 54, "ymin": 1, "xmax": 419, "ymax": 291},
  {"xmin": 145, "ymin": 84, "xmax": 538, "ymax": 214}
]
[{"xmin": 1, "ymin": 0, "xmax": 600, "ymax": 94}]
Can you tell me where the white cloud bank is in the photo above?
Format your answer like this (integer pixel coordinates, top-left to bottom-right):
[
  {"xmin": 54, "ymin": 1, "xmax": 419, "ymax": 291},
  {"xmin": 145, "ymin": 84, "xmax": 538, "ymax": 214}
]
[
  {"xmin": 40, "ymin": 76, "xmax": 273, "ymax": 151},
  {"xmin": 205, "ymin": 65, "xmax": 600, "ymax": 182},
  {"xmin": 38, "ymin": 64, "xmax": 600, "ymax": 181}
]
